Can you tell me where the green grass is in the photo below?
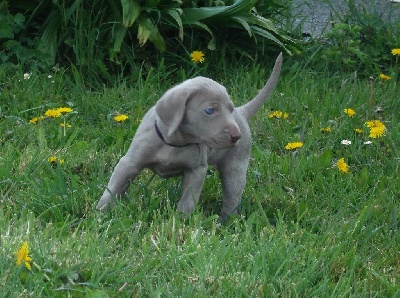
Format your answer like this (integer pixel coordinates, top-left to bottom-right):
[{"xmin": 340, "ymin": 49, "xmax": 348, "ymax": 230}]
[{"xmin": 1, "ymin": 59, "xmax": 399, "ymax": 297}]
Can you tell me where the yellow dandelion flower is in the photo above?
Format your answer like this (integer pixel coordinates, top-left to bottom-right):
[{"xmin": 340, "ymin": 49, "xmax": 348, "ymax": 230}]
[
  {"xmin": 29, "ymin": 116, "xmax": 45, "ymax": 124},
  {"xmin": 321, "ymin": 127, "xmax": 331, "ymax": 133},
  {"xmin": 391, "ymin": 48, "xmax": 400, "ymax": 56},
  {"xmin": 379, "ymin": 73, "xmax": 391, "ymax": 80},
  {"xmin": 16, "ymin": 242, "xmax": 32, "ymax": 270},
  {"xmin": 369, "ymin": 126, "xmax": 386, "ymax": 138},
  {"xmin": 355, "ymin": 128, "xmax": 363, "ymax": 134},
  {"xmin": 285, "ymin": 142, "xmax": 303, "ymax": 150},
  {"xmin": 337, "ymin": 158, "xmax": 349, "ymax": 174},
  {"xmin": 57, "ymin": 107, "xmax": 73, "ymax": 114},
  {"xmin": 190, "ymin": 51, "xmax": 205, "ymax": 63},
  {"xmin": 269, "ymin": 111, "xmax": 281, "ymax": 118},
  {"xmin": 365, "ymin": 120, "xmax": 385, "ymax": 129},
  {"xmin": 48, "ymin": 156, "xmax": 64, "ymax": 164},
  {"xmin": 344, "ymin": 108, "xmax": 356, "ymax": 117},
  {"xmin": 114, "ymin": 114, "xmax": 128, "ymax": 123},
  {"xmin": 365, "ymin": 120, "xmax": 378, "ymax": 128},
  {"xmin": 60, "ymin": 123, "xmax": 72, "ymax": 128},
  {"xmin": 365, "ymin": 120, "xmax": 386, "ymax": 138},
  {"xmin": 45, "ymin": 109, "xmax": 61, "ymax": 118},
  {"xmin": 48, "ymin": 156, "xmax": 57, "ymax": 163},
  {"xmin": 29, "ymin": 118, "xmax": 39, "ymax": 124},
  {"xmin": 268, "ymin": 110, "xmax": 289, "ymax": 119}
]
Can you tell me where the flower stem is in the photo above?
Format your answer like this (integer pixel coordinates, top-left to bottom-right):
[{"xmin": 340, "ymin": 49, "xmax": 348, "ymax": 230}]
[
  {"xmin": 63, "ymin": 117, "xmax": 66, "ymax": 137},
  {"xmin": 33, "ymin": 261, "xmax": 51, "ymax": 282}
]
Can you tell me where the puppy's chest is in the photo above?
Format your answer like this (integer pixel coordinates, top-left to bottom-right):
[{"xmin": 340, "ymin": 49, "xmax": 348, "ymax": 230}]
[{"xmin": 147, "ymin": 145, "xmax": 206, "ymax": 178}]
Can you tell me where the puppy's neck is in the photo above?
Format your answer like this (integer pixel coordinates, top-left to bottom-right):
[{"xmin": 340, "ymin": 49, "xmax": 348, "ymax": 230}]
[{"xmin": 154, "ymin": 117, "xmax": 200, "ymax": 147}]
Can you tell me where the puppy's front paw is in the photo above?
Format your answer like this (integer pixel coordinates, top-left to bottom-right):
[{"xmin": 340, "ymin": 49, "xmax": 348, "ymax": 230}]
[
  {"xmin": 177, "ymin": 199, "xmax": 195, "ymax": 217},
  {"xmin": 96, "ymin": 193, "xmax": 116, "ymax": 212}
]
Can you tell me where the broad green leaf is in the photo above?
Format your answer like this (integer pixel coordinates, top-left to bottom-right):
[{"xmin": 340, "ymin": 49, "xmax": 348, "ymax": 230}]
[
  {"xmin": 239, "ymin": 14, "xmax": 276, "ymax": 32},
  {"xmin": 137, "ymin": 15, "xmax": 166, "ymax": 52},
  {"xmin": 188, "ymin": 21, "xmax": 216, "ymax": 50},
  {"xmin": 231, "ymin": 16, "xmax": 252, "ymax": 36},
  {"xmin": 181, "ymin": 7, "xmax": 226, "ymax": 23},
  {"xmin": 0, "ymin": 14, "xmax": 14, "ymax": 38},
  {"xmin": 121, "ymin": 0, "xmax": 141, "ymax": 27},
  {"xmin": 38, "ymin": 10, "xmax": 61, "ymax": 65},
  {"xmin": 144, "ymin": 0, "xmax": 162, "ymax": 8},
  {"xmin": 166, "ymin": 8, "xmax": 183, "ymax": 40},
  {"xmin": 181, "ymin": 0, "xmax": 256, "ymax": 23},
  {"xmin": 113, "ymin": 25, "xmax": 128, "ymax": 52},
  {"xmin": 137, "ymin": 22, "xmax": 151, "ymax": 46},
  {"xmin": 14, "ymin": 13, "xmax": 25, "ymax": 26},
  {"xmin": 250, "ymin": 25, "xmax": 292, "ymax": 55},
  {"xmin": 210, "ymin": 0, "xmax": 256, "ymax": 19}
]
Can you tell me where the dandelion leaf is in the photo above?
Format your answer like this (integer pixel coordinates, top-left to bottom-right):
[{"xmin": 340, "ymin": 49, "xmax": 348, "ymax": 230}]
[{"xmin": 319, "ymin": 150, "xmax": 333, "ymax": 167}]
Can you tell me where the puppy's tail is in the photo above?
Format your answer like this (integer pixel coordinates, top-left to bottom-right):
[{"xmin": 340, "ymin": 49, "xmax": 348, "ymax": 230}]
[{"xmin": 237, "ymin": 53, "xmax": 283, "ymax": 120}]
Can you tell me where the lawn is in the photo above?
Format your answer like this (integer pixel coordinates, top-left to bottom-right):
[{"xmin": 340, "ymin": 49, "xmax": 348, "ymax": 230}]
[{"xmin": 1, "ymin": 58, "xmax": 399, "ymax": 297}]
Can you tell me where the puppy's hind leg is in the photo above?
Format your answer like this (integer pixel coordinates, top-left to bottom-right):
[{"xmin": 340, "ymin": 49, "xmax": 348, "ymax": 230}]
[{"xmin": 97, "ymin": 155, "xmax": 140, "ymax": 212}]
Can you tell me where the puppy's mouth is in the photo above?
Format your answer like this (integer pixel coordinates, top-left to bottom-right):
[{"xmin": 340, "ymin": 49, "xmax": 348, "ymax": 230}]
[{"xmin": 204, "ymin": 134, "xmax": 241, "ymax": 149}]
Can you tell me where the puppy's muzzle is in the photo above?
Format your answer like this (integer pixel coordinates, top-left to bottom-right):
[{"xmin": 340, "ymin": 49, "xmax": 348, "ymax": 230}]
[
  {"xmin": 230, "ymin": 133, "xmax": 241, "ymax": 143},
  {"xmin": 227, "ymin": 126, "xmax": 241, "ymax": 144}
]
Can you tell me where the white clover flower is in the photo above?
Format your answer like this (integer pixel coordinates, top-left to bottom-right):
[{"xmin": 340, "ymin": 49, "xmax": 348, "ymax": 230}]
[
  {"xmin": 341, "ymin": 139, "xmax": 352, "ymax": 145},
  {"xmin": 24, "ymin": 73, "xmax": 31, "ymax": 80}
]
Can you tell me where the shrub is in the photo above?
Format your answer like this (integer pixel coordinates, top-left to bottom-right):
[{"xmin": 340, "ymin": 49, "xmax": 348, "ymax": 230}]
[
  {"xmin": 3, "ymin": 0, "xmax": 300, "ymax": 84},
  {"xmin": 0, "ymin": 4, "xmax": 47, "ymax": 69},
  {"xmin": 314, "ymin": 0, "xmax": 400, "ymax": 77}
]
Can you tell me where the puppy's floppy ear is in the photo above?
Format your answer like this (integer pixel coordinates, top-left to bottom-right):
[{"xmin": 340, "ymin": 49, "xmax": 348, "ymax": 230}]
[{"xmin": 155, "ymin": 86, "xmax": 192, "ymax": 139}]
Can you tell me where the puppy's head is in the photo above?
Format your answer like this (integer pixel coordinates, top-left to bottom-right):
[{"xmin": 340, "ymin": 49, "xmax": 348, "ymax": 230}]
[{"xmin": 155, "ymin": 77, "xmax": 241, "ymax": 149}]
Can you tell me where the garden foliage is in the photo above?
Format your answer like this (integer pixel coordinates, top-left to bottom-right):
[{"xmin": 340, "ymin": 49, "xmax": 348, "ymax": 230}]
[
  {"xmin": 1, "ymin": 0, "xmax": 299, "ymax": 79},
  {"xmin": 308, "ymin": 0, "xmax": 400, "ymax": 77}
]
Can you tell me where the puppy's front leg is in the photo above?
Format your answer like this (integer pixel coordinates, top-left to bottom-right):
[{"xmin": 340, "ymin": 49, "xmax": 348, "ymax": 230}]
[
  {"xmin": 97, "ymin": 155, "xmax": 140, "ymax": 211},
  {"xmin": 219, "ymin": 161, "xmax": 248, "ymax": 221},
  {"xmin": 177, "ymin": 166, "xmax": 208, "ymax": 216}
]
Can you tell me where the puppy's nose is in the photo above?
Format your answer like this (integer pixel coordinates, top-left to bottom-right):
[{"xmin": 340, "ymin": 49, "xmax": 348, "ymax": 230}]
[{"xmin": 231, "ymin": 134, "xmax": 241, "ymax": 143}]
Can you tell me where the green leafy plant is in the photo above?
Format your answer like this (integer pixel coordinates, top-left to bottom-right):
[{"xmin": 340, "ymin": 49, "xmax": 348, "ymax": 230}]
[
  {"xmin": 315, "ymin": 0, "xmax": 400, "ymax": 76},
  {"xmin": 320, "ymin": 23, "xmax": 369, "ymax": 72},
  {"xmin": 179, "ymin": 0, "xmax": 299, "ymax": 54},
  {"xmin": 5, "ymin": 0, "xmax": 300, "ymax": 85},
  {"xmin": 0, "ymin": 5, "xmax": 47, "ymax": 68}
]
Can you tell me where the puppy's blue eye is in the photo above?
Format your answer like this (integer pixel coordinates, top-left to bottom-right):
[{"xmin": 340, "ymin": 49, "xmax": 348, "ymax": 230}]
[{"xmin": 204, "ymin": 107, "xmax": 215, "ymax": 115}]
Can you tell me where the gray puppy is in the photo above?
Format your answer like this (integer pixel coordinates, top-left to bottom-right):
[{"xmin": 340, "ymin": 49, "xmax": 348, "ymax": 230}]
[{"xmin": 97, "ymin": 53, "xmax": 283, "ymax": 220}]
